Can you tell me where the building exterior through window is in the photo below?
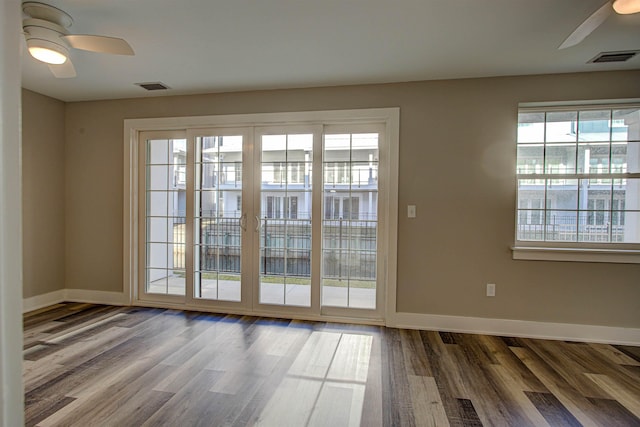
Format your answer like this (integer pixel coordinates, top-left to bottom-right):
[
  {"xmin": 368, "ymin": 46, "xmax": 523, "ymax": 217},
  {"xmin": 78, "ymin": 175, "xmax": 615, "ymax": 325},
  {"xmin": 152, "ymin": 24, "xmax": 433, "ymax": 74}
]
[{"xmin": 516, "ymin": 106, "xmax": 640, "ymax": 244}]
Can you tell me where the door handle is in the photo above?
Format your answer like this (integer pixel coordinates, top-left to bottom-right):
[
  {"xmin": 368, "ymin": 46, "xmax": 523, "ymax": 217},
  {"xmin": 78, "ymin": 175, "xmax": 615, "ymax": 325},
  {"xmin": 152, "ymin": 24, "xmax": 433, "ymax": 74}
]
[
  {"xmin": 255, "ymin": 215, "xmax": 261, "ymax": 232},
  {"xmin": 239, "ymin": 213, "xmax": 247, "ymax": 231}
]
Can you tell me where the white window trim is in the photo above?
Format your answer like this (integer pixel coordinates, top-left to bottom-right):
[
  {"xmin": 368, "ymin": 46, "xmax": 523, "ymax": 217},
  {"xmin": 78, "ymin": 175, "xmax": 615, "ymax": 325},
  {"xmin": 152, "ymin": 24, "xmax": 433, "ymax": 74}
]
[
  {"xmin": 123, "ymin": 108, "xmax": 400, "ymax": 321},
  {"xmin": 513, "ymin": 100, "xmax": 640, "ymax": 264}
]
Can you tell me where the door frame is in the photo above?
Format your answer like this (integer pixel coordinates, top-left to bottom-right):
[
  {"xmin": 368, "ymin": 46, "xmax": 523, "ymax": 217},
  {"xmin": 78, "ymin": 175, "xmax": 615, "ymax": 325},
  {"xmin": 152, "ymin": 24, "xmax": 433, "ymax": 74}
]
[{"xmin": 124, "ymin": 108, "xmax": 399, "ymax": 323}]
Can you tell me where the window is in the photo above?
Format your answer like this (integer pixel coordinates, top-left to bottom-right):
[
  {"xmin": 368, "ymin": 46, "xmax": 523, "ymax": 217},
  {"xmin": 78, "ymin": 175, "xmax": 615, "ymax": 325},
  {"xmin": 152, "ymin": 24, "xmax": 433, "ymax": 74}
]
[{"xmin": 514, "ymin": 104, "xmax": 640, "ymax": 263}]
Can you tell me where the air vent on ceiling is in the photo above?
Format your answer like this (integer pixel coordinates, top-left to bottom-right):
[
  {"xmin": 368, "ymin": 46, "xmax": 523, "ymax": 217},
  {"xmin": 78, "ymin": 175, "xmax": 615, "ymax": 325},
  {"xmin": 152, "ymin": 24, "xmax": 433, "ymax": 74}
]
[
  {"xmin": 135, "ymin": 82, "xmax": 170, "ymax": 91},
  {"xmin": 588, "ymin": 51, "xmax": 639, "ymax": 64}
]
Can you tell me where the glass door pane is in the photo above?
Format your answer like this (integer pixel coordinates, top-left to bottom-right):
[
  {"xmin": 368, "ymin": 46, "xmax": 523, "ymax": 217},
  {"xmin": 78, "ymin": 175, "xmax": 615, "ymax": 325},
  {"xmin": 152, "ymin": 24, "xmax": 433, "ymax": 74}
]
[
  {"xmin": 322, "ymin": 133, "xmax": 378, "ymax": 309},
  {"xmin": 144, "ymin": 138, "xmax": 187, "ymax": 296},
  {"xmin": 259, "ymin": 133, "xmax": 313, "ymax": 307},
  {"xmin": 194, "ymin": 135, "xmax": 244, "ymax": 302}
]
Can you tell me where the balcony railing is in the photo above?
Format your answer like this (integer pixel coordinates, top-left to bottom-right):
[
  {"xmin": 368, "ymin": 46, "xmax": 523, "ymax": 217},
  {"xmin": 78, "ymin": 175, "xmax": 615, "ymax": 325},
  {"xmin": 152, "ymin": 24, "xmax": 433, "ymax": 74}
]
[
  {"xmin": 518, "ymin": 220, "xmax": 625, "ymax": 242},
  {"xmin": 167, "ymin": 214, "xmax": 377, "ymax": 280}
]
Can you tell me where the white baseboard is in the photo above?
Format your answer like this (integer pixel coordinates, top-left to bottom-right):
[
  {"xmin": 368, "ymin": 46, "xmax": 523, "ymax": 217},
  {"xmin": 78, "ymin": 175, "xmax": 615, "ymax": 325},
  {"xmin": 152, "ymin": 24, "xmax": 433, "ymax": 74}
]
[
  {"xmin": 388, "ymin": 312, "xmax": 640, "ymax": 346},
  {"xmin": 23, "ymin": 289, "xmax": 66, "ymax": 313},
  {"xmin": 23, "ymin": 291, "xmax": 639, "ymax": 345},
  {"xmin": 64, "ymin": 289, "xmax": 129, "ymax": 306},
  {"xmin": 23, "ymin": 289, "xmax": 128, "ymax": 313}
]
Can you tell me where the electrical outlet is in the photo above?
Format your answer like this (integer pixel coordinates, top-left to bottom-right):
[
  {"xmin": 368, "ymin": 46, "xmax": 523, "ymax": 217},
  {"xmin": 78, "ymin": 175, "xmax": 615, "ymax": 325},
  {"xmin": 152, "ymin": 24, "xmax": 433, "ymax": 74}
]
[
  {"xmin": 486, "ymin": 283, "xmax": 496, "ymax": 297},
  {"xmin": 408, "ymin": 205, "xmax": 416, "ymax": 218}
]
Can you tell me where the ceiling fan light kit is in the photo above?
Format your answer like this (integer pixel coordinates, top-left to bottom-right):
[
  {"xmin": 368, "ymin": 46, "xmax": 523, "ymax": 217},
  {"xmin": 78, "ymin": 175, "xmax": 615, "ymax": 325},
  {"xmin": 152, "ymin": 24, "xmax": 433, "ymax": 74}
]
[
  {"xmin": 22, "ymin": 1, "xmax": 134, "ymax": 78},
  {"xmin": 27, "ymin": 39, "xmax": 68, "ymax": 64},
  {"xmin": 612, "ymin": 0, "xmax": 640, "ymax": 14}
]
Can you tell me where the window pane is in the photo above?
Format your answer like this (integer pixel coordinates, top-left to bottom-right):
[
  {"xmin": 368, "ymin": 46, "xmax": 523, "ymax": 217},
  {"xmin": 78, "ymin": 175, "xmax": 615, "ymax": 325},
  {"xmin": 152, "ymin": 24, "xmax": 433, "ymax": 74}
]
[
  {"xmin": 578, "ymin": 211, "xmax": 611, "ymax": 243},
  {"xmin": 324, "ymin": 134, "xmax": 351, "ymax": 161},
  {"xmin": 545, "ymin": 144, "xmax": 576, "ymax": 173},
  {"xmin": 517, "ymin": 145, "xmax": 544, "ymax": 174},
  {"xmin": 351, "ymin": 162, "xmax": 377, "ymax": 187},
  {"xmin": 578, "ymin": 178, "xmax": 613, "ymax": 243},
  {"xmin": 611, "ymin": 143, "xmax": 627, "ymax": 173},
  {"xmin": 170, "ymin": 243, "xmax": 185, "ymax": 269},
  {"xmin": 545, "ymin": 211, "xmax": 577, "ymax": 242},
  {"xmin": 517, "ymin": 210, "xmax": 544, "ymax": 241},
  {"xmin": 612, "ymin": 108, "xmax": 640, "ymax": 142},
  {"xmin": 351, "ymin": 133, "xmax": 379, "ymax": 161},
  {"xmin": 218, "ymin": 162, "xmax": 241, "ymax": 187},
  {"xmin": 613, "ymin": 178, "xmax": 640, "ymax": 243},
  {"xmin": 284, "ymin": 278, "xmax": 311, "ymax": 307},
  {"xmin": 262, "ymin": 135, "xmax": 287, "ymax": 162},
  {"xmin": 147, "ymin": 139, "xmax": 169, "ymax": 164},
  {"xmin": 147, "ymin": 165, "xmax": 170, "ymax": 190},
  {"xmin": 324, "ymin": 162, "xmax": 350, "ymax": 187},
  {"xmin": 577, "ymin": 110, "xmax": 611, "ymax": 142},
  {"xmin": 166, "ymin": 271, "xmax": 185, "ymax": 295},
  {"xmin": 200, "ymin": 163, "xmax": 219, "ymax": 190},
  {"xmin": 579, "ymin": 178, "xmax": 612, "ymax": 217},
  {"xmin": 147, "ymin": 243, "xmax": 168, "ymax": 268},
  {"xmin": 577, "ymin": 143, "xmax": 609, "ymax": 174},
  {"xmin": 147, "ymin": 191, "xmax": 168, "ymax": 217},
  {"xmin": 288, "ymin": 134, "xmax": 313, "ymax": 154},
  {"xmin": 517, "ymin": 112, "xmax": 545, "ymax": 143},
  {"xmin": 547, "ymin": 179, "xmax": 578, "ymax": 210},
  {"xmin": 146, "ymin": 269, "xmax": 167, "ymax": 294},
  {"xmin": 627, "ymin": 141, "xmax": 640, "ymax": 173},
  {"xmin": 197, "ymin": 190, "xmax": 218, "ymax": 217},
  {"xmin": 171, "ymin": 139, "xmax": 186, "ymax": 165},
  {"xmin": 199, "ymin": 137, "xmax": 219, "ymax": 162},
  {"xmin": 546, "ymin": 111, "xmax": 577, "ymax": 142},
  {"xmin": 619, "ymin": 212, "xmax": 640, "ymax": 243},
  {"xmin": 517, "ymin": 179, "xmax": 544, "ymax": 209},
  {"xmin": 147, "ymin": 217, "xmax": 168, "ymax": 243}
]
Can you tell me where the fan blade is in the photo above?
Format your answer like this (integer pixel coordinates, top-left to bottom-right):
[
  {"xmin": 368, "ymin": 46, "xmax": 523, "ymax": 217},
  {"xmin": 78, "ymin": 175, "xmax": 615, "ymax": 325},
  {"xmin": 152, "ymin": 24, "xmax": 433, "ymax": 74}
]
[
  {"xmin": 61, "ymin": 35, "xmax": 134, "ymax": 55},
  {"xmin": 559, "ymin": 1, "xmax": 613, "ymax": 49},
  {"xmin": 48, "ymin": 58, "xmax": 76, "ymax": 78}
]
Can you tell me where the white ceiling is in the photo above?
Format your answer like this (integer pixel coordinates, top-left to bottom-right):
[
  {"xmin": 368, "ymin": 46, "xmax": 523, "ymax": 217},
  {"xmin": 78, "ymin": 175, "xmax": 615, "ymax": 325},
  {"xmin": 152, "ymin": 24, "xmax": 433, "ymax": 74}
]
[{"xmin": 20, "ymin": 0, "xmax": 640, "ymax": 102}]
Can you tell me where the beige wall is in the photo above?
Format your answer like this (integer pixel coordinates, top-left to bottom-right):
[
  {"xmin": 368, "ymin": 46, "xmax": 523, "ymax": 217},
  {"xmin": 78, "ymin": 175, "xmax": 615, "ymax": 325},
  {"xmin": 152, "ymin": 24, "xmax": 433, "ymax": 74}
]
[
  {"xmin": 22, "ymin": 89, "xmax": 66, "ymax": 299},
  {"xmin": 62, "ymin": 70, "xmax": 640, "ymax": 327}
]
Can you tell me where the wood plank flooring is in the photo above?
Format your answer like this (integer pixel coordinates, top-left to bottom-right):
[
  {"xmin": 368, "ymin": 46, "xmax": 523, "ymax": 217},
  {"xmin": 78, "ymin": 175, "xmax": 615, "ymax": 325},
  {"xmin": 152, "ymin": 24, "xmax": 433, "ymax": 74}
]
[{"xmin": 23, "ymin": 303, "xmax": 640, "ymax": 426}]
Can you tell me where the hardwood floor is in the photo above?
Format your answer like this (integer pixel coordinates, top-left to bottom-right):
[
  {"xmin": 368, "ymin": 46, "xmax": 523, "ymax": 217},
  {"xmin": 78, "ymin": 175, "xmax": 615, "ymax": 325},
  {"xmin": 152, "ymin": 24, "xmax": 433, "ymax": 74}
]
[{"xmin": 23, "ymin": 303, "xmax": 640, "ymax": 427}]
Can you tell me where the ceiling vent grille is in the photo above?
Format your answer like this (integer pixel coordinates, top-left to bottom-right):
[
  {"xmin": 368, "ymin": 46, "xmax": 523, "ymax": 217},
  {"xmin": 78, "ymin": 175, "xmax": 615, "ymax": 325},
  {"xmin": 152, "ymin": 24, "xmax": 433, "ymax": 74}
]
[
  {"xmin": 588, "ymin": 51, "xmax": 639, "ymax": 64},
  {"xmin": 135, "ymin": 82, "xmax": 170, "ymax": 91}
]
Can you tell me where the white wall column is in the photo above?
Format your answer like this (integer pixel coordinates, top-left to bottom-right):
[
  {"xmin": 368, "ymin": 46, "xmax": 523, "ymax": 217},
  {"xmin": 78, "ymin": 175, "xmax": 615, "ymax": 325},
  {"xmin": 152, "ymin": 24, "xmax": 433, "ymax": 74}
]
[{"xmin": 0, "ymin": 0, "xmax": 25, "ymax": 425}]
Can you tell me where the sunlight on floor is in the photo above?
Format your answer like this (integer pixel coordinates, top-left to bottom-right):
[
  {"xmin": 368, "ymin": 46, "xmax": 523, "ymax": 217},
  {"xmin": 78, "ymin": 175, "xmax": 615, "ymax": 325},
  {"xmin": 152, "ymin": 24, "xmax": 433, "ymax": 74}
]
[{"xmin": 256, "ymin": 331, "xmax": 373, "ymax": 426}]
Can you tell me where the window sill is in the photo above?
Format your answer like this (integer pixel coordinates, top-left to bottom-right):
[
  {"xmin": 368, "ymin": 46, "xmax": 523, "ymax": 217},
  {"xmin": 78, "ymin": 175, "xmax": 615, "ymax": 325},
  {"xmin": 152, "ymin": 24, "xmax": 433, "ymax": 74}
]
[{"xmin": 511, "ymin": 246, "xmax": 640, "ymax": 264}]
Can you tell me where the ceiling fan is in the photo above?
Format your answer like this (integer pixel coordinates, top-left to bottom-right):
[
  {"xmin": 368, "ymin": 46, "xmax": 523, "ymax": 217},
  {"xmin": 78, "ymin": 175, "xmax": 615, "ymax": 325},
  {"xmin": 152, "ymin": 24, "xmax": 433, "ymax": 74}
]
[
  {"xmin": 22, "ymin": 1, "xmax": 134, "ymax": 78},
  {"xmin": 559, "ymin": 0, "xmax": 640, "ymax": 49}
]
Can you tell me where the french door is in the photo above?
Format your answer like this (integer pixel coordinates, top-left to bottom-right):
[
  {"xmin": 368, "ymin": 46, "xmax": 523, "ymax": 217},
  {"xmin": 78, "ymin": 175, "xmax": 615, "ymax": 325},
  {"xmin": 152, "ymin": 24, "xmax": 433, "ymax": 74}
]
[{"xmin": 138, "ymin": 123, "xmax": 384, "ymax": 320}]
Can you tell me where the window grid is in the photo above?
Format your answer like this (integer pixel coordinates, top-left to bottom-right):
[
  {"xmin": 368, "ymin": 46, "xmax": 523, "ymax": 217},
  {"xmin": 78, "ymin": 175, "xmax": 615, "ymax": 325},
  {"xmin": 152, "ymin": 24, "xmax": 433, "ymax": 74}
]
[
  {"xmin": 145, "ymin": 138, "xmax": 187, "ymax": 295},
  {"xmin": 194, "ymin": 135, "xmax": 243, "ymax": 302},
  {"xmin": 260, "ymin": 133, "xmax": 313, "ymax": 307},
  {"xmin": 517, "ymin": 106, "xmax": 640, "ymax": 244},
  {"xmin": 322, "ymin": 133, "xmax": 379, "ymax": 309}
]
